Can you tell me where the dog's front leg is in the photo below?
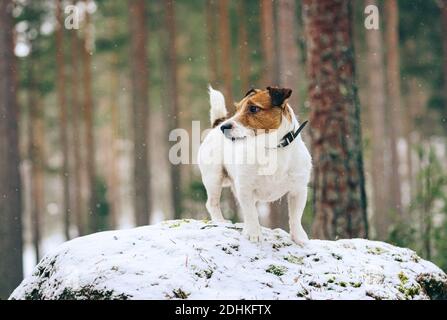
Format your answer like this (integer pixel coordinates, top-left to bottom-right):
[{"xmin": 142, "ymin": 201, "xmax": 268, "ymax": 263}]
[
  {"xmin": 288, "ymin": 189, "xmax": 309, "ymax": 244},
  {"xmin": 237, "ymin": 190, "xmax": 262, "ymax": 242}
]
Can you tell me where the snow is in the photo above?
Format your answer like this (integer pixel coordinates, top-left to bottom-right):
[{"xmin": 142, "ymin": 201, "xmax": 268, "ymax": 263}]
[{"xmin": 10, "ymin": 219, "xmax": 447, "ymax": 300}]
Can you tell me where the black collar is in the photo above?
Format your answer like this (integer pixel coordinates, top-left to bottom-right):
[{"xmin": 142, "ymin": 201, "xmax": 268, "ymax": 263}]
[{"xmin": 277, "ymin": 120, "xmax": 308, "ymax": 148}]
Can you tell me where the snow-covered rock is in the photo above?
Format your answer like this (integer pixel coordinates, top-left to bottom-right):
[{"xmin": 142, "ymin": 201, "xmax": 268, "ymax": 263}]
[{"xmin": 10, "ymin": 219, "xmax": 447, "ymax": 300}]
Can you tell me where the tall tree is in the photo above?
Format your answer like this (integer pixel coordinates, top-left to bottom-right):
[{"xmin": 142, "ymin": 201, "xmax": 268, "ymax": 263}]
[
  {"xmin": 441, "ymin": 0, "xmax": 447, "ymax": 104},
  {"xmin": 165, "ymin": 0, "xmax": 182, "ymax": 219},
  {"xmin": 277, "ymin": 0, "xmax": 301, "ymax": 112},
  {"xmin": 206, "ymin": 0, "xmax": 218, "ymax": 86},
  {"xmin": 69, "ymin": 21, "xmax": 85, "ymax": 236},
  {"xmin": 105, "ymin": 52, "xmax": 121, "ymax": 229},
  {"xmin": 267, "ymin": 0, "xmax": 302, "ymax": 231},
  {"xmin": 28, "ymin": 61, "xmax": 45, "ymax": 263},
  {"xmin": 0, "ymin": 0, "xmax": 24, "ymax": 298},
  {"xmin": 260, "ymin": 0, "xmax": 282, "ymax": 228},
  {"xmin": 237, "ymin": 0, "xmax": 250, "ymax": 91},
  {"xmin": 303, "ymin": 0, "xmax": 368, "ymax": 239},
  {"xmin": 129, "ymin": 0, "xmax": 150, "ymax": 226},
  {"xmin": 82, "ymin": 0, "xmax": 98, "ymax": 233},
  {"xmin": 55, "ymin": 0, "xmax": 71, "ymax": 240},
  {"xmin": 217, "ymin": 0, "xmax": 238, "ymax": 219},
  {"xmin": 218, "ymin": 0, "xmax": 233, "ymax": 108},
  {"xmin": 260, "ymin": 0, "xmax": 277, "ymax": 85},
  {"xmin": 364, "ymin": 0, "xmax": 389, "ymax": 239},
  {"xmin": 385, "ymin": 0, "xmax": 403, "ymax": 217}
]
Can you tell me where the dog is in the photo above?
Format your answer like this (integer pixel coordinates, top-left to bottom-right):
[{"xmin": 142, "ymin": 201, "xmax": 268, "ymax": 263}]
[{"xmin": 198, "ymin": 86, "xmax": 312, "ymax": 244}]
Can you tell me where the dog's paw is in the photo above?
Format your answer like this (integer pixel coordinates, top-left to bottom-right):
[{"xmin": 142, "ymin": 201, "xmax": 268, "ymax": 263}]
[
  {"xmin": 291, "ymin": 231, "xmax": 309, "ymax": 246},
  {"xmin": 243, "ymin": 228, "xmax": 262, "ymax": 243}
]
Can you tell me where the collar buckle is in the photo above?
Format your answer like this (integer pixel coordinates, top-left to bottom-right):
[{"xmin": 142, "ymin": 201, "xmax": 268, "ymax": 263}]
[{"xmin": 276, "ymin": 120, "xmax": 308, "ymax": 149}]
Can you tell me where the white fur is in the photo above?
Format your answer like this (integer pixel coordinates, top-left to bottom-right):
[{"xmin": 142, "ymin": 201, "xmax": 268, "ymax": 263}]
[
  {"xmin": 208, "ymin": 85, "xmax": 227, "ymax": 125},
  {"xmin": 198, "ymin": 88, "xmax": 312, "ymax": 244}
]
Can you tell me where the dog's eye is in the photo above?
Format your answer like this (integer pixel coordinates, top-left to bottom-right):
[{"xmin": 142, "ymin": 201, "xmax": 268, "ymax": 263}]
[{"xmin": 249, "ymin": 105, "xmax": 260, "ymax": 113}]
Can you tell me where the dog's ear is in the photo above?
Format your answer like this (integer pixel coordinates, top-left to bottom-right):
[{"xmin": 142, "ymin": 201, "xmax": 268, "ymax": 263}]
[
  {"xmin": 267, "ymin": 86, "xmax": 292, "ymax": 107},
  {"xmin": 244, "ymin": 88, "xmax": 257, "ymax": 97}
]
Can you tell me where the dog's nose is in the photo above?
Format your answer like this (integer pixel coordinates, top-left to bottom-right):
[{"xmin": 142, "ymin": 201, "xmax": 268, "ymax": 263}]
[{"xmin": 220, "ymin": 122, "xmax": 233, "ymax": 134}]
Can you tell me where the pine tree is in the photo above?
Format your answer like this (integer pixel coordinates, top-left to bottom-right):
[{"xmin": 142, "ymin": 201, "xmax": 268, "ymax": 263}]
[
  {"xmin": 237, "ymin": 0, "xmax": 251, "ymax": 91},
  {"xmin": 69, "ymin": 15, "xmax": 85, "ymax": 236},
  {"xmin": 385, "ymin": 0, "xmax": 403, "ymax": 218},
  {"xmin": 82, "ymin": 0, "xmax": 99, "ymax": 232},
  {"xmin": 165, "ymin": 0, "xmax": 182, "ymax": 219},
  {"xmin": 303, "ymin": 0, "xmax": 368, "ymax": 239},
  {"xmin": 0, "ymin": 0, "xmax": 24, "ymax": 298},
  {"xmin": 260, "ymin": 0, "xmax": 276, "ymax": 85},
  {"xmin": 364, "ymin": 0, "xmax": 389, "ymax": 238},
  {"xmin": 129, "ymin": 0, "xmax": 151, "ymax": 225},
  {"xmin": 206, "ymin": 0, "xmax": 218, "ymax": 86},
  {"xmin": 218, "ymin": 0, "xmax": 233, "ymax": 108},
  {"xmin": 55, "ymin": 0, "xmax": 72, "ymax": 240}
]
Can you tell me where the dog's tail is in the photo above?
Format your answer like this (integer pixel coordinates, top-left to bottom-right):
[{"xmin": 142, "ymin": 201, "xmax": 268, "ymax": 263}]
[{"xmin": 208, "ymin": 85, "xmax": 228, "ymax": 128}]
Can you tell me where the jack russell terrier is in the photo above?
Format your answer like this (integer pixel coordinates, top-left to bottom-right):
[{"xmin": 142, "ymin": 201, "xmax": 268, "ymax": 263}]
[{"xmin": 198, "ymin": 86, "xmax": 312, "ymax": 244}]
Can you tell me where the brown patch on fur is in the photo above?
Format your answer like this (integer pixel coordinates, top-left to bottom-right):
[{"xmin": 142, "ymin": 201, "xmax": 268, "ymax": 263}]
[
  {"xmin": 244, "ymin": 88, "xmax": 257, "ymax": 97},
  {"xmin": 212, "ymin": 117, "xmax": 227, "ymax": 128},
  {"xmin": 232, "ymin": 88, "xmax": 292, "ymax": 131}
]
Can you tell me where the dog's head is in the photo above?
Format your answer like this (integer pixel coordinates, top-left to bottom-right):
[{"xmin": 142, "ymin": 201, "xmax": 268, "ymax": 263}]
[{"xmin": 220, "ymin": 86, "xmax": 293, "ymax": 141}]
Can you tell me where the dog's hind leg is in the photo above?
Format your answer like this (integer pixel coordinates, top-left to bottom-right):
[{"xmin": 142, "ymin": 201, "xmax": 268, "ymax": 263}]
[
  {"xmin": 288, "ymin": 188, "xmax": 309, "ymax": 244},
  {"xmin": 203, "ymin": 170, "xmax": 225, "ymax": 222}
]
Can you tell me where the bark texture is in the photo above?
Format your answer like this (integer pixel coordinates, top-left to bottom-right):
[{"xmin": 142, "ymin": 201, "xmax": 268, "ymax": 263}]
[
  {"xmin": 82, "ymin": 1, "xmax": 98, "ymax": 232},
  {"xmin": 56, "ymin": 0, "xmax": 71, "ymax": 240},
  {"xmin": 237, "ymin": 0, "xmax": 251, "ymax": 91},
  {"xmin": 129, "ymin": 0, "xmax": 151, "ymax": 226},
  {"xmin": 260, "ymin": 0, "xmax": 277, "ymax": 86},
  {"xmin": 70, "ymin": 21, "xmax": 85, "ymax": 236},
  {"xmin": 218, "ymin": 0, "xmax": 233, "ymax": 108},
  {"xmin": 277, "ymin": 0, "xmax": 301, "ymax": 112},
  {"xmin": 165, "ymin": 0, "xmax": 182, "ymax": 219},
  {"xmin": 364, "ymin": 0, "xmax": 389, "ymax": 239},
  {"xmin": 28, "ymin": 63, "xmax": 44, "ymax": 263},
  {"xmin": 303, "ymin": 0, "xmax": 368, "ymax": 239},
  {"xmin": 441, "ymin": 0, "xmax": 447, "ymax": 104},
  {"xmin": 0, "ymin": 0, "xmax": 24, "ymax": 299},
  {"xmin": 206, "ymin": 0, "xmax": 218, "ymax": 86},
  {"xmin": 385, "ymin": 0, "xmax": 403, "ymax": 217}
]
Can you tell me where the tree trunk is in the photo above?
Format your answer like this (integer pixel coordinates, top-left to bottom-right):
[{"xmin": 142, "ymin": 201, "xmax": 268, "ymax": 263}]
[
  {"xmin": 165, "ymin": 0, "xmax": 182, "ymax": 220},
  {"xmin": 218, "ymin": 0, "xmax": 233, "ymax": 108},
  {"xmin": 303, "ymin": 0, "xmax": 368, "ymax": 239},
  {"xmin": 0, "ymin": 0, "xmax": 24, "ymax": 298},
  {"xmin": 106, "ymin": 52, "xmax": 121, "ymax": 229},
  {"xmin": 423, "ymin": 151, "xmax": 432, "ymax": 260},
  {"xmin": 70, "ymin": 19, "xmax": 85, "ymax": 236},
  {"xmin": 237, "ymin": 0, "xmax": 251, "ymax": 91},
  {"xmin": 81, "ymin": 2, "xmax": 99, "ymax": 233},
  {"xmin": 260, "ymin": 0, "xmax": 282, "ymax": 228},
  {"xmin": 28, "ymin": 61, "xmax": 45, "ymax": 264},
  {"xmin": 364, "ymin": 0, "xmax": 389, "ymax": 239},
  {"xmin": 82, "ymin": 2, "xmax": 98, "ymax": 233},
  {"xmin": 260, "ymin": 0, "xmax": 277, "ymax": 86},
  {"xmin": 56, "ymin": 0, "xmax": 71, "ymax": 240},
  {"xmin": 441, "ymin": 0, "xmax": 447, "ymax": 106},
  {"xmin": 129, "ymin": 0, "xmax": 150, "ymax": 226},
  {"xmin": 206, "ymin": 0, "xmax": 218, "ymax": 86},
  {"xmin": 385, "ymin": 0, "xmax": 403, "ymax": 218},
  {"xmin": 217, "ymin": 0, "xmax": 238, "ymax": 219},
  {"xmin": 277, "ymin": 0, "xmax": 301, "ymax": 112},
  {"xmin": 268, "ymin": 0, "xmax": 302, "ymax": 231}
]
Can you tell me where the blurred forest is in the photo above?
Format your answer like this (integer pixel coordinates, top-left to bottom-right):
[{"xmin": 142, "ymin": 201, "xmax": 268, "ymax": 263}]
[{"xmin": 1, "ymin": 0, "xmax": 447, "ymax": 298}]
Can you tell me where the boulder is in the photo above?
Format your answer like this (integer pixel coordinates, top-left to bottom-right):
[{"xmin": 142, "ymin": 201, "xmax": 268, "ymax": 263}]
[{"xmin": 10, "ymin": 219, "xmax": 447, "ymax": 300}]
